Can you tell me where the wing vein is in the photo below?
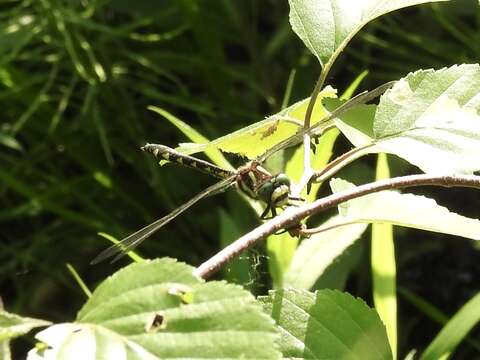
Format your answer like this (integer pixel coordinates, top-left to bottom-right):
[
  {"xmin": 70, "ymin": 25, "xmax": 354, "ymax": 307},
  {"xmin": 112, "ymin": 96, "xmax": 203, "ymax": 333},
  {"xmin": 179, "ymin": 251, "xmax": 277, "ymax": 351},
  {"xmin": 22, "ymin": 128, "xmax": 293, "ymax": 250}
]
[{"xmin": 91, "ymin": 177, "xmax": 236, "ymax": 264}]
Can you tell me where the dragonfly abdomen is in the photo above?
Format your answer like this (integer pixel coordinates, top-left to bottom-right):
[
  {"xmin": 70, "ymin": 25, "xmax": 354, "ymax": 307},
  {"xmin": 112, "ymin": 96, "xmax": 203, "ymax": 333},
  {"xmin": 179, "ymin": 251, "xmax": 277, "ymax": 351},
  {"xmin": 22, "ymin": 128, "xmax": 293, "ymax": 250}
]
[{"xmin": 142, "ymin": 144, "xmax": 234, "ymax": 179}]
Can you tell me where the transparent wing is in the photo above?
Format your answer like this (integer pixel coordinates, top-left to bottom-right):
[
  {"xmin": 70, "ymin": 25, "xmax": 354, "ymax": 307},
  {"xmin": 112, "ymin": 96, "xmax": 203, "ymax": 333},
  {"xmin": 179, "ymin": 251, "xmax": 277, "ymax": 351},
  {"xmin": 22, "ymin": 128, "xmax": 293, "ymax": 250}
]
[
  {"xmin": 258, "ymin": 81, "xmax": 396, "ymax": 162},
  {"xmin": 91, "ymin": 177, "xmax": 235, "ymax": 264}
]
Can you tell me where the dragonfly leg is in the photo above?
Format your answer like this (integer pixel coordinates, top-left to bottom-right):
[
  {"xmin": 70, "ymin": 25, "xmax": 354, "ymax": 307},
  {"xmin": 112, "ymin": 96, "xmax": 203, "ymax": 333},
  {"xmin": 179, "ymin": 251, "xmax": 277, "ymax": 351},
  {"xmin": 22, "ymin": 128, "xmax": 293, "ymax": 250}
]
[
  {"xmin": 309, "ymin": 136, "xmax": 320, "ymax": 154},
  {"xmin": 274, "ymin": 222, "xmax": 305, "ymax": 236},
  {"xmin": 271, "ymin": 206, "xmax": 277, "ymax": 217},
  {"xmin": 260, "ymin": 203, "xmax": 272, "ymax": 219}
]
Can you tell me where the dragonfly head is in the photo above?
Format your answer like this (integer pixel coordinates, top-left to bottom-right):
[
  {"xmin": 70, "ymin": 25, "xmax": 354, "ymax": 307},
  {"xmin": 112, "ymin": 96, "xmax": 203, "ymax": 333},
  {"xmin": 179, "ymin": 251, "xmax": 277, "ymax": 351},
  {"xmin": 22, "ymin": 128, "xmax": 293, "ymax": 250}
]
[{"xmin": 257, "ymin": 173, "xmax": 291, "ymax": 208}]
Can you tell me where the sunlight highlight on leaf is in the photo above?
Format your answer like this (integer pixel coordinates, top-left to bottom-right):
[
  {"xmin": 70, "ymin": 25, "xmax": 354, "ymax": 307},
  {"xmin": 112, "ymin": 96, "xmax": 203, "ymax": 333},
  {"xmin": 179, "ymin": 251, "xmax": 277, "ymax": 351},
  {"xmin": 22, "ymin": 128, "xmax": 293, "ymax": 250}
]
[
  {"xmin": 29, "ymin": 259, "xmax": 280, "ymax": 359},
  {"xmin": 372, "ymin": 154, "xmax": 397, "ymax": 360},
  {"xmin": 330, "ymin": 177, "xmax": 480, "ymax": 241},
  {"xmin": 178, "ymin": 87, "xmax": 337, "ymax": 160},
  {"xmin": 260, "ymin": 288, "xmax": 393, "ymax": 359},
  {"xmin": 284, "ymin": 216, "xmax": 367, "ymax": 290},
  {"xmin": 335, "ymin": 64, "xmax": 480, "ymax": 174},
  {"xmin": 289, "ymin": 0, "xmax": 448, "ymax": 68}
]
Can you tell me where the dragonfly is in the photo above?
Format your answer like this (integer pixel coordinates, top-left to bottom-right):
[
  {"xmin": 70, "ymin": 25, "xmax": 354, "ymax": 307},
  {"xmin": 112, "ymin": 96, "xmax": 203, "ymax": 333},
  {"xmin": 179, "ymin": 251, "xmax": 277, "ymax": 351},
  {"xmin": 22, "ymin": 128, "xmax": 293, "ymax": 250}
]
[
  {"xmin": 91, "ymin": 144, "xmax": 302, "ymax": 264},
  {"xmin": 91, "ymin": 81, "xmax": 395, "ymax": 264}
]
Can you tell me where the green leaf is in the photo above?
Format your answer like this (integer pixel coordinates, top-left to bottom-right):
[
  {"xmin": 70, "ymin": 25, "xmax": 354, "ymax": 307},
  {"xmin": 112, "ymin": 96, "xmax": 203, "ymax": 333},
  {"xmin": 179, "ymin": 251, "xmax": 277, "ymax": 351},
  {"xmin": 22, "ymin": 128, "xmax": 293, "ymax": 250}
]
[
  {"xmin": 260, "ymin": 288, "xmax": 393, "ymax": 359},
  {"xmin": 288, "ymin": 0, "xmax": 447, "ymax": 68},
  {"xmin": 330, "ymin": 178, "xmax": 480, "ymax": 240},
  {"xmin": 29, "ymin": 258, "xmax": 280, "ymax": 359},
  {"xmin": 178, "ymin": 87, "xmax": 337, "ymax": 160},
  {"xmin": 371, "ymin": 154, "xmax": 397, "ymax": 360},
  {"xmin": 332, "ymin": 100, "xmax": 377, "ymax": 145},
  {"xmin": 420, "ymin": 292, "xmax": 480, "ymax": 360},
  {"xmin": 336, "ymin": 65, "xmax": 480, "ymax": 174},
  {"xmin": 284, "ymin": 216, "xmax": 367, "ymax": 290},
  {"xmin": 0, "ymin": 310, "xmax": 50, "ymax": 342}
]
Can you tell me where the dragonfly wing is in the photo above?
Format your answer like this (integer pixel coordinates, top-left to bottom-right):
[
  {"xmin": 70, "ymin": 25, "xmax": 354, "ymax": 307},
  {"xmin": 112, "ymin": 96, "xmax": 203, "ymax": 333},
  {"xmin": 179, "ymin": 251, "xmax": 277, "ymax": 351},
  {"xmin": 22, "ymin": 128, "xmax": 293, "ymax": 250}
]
[
  {"xmin": 91, "ymin": 177, "xmax": 235, "ymax": 264},
  {"xmin": 258, "ymin": 81, "xmax": 395, "ymax": 162}
]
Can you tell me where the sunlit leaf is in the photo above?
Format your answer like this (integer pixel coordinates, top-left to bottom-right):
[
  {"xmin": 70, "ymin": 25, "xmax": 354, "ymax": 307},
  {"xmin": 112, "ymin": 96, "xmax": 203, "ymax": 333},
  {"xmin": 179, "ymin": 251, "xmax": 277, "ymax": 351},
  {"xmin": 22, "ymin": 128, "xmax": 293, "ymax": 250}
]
[
  {"xmin": 330, "ymin": 178, "xmax": 480, "ymax": 240},
  {"xmin": 371, "ymin": 154, "xmax": 397, "ymax": 359},
  {"xmin": 260, "ymin": 288, "xmax": 392, "ymax": 359},
  {"xmin": 177, "ymin": 87, "xmax": 337, "ymax": 160},
  {"xmin": 29, "ymin": 258, "xmax": 280, "ymax": 360},
  {"xmin": 336, "ymin": 65, "xmax": 480, "ymax": 174},
  {"xmin": 284, "ymin": 216, "xmax": 367, "ymax": 290},
  {"xmin": 288, "ymin": 0, "xmax": 448, "ymax": 68},
  {"xmin": 0, "ymin": 310, "xmax": 50, "ymax": 342}
]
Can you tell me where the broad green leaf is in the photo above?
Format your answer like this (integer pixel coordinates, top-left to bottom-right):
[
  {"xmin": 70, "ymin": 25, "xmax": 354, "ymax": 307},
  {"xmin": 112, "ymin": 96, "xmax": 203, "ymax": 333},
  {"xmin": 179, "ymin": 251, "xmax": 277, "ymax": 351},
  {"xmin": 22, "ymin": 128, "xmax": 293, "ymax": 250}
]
[
  {"xmin": 332, "ymin": 100, "xmax": 377, "ymax": 145},
  {"xmin": 330, "ymin": 178, "xmax": 480, "ymax": 240},
  {"xmin": 177, "ymin": 87, "xmax": 337, "ymax": 160},
  {"xmin": 420, "ymin": 292, "xmax": 480, "ymax": 360},
  {"xmin": 29, "ymin": 258, "xmax": 280, "ymax": 360},
  {"xmin": 288, "ymin": 0, "xmax": 448, "ymax": 68},
  {"xmin": 336, "ymin": 65, "xmax": 480, "ymax": 174},
  {"xmin": 260, "ymin": 288, "xmax": 392, "ymax": 359},
  {"xmin": 0, "ymin": 310, "xmax": 50, "ymax": 341},
  {"xmin": 371, "ymin": 154, "xmax": 397, "ymax": 360},
  {"xmin": 284, "ymin": 216, "xmax": 367, "ymax": 290},
  {"xmin": 148, "ymin": 106, "xmax": 233, "ymax": 170}
]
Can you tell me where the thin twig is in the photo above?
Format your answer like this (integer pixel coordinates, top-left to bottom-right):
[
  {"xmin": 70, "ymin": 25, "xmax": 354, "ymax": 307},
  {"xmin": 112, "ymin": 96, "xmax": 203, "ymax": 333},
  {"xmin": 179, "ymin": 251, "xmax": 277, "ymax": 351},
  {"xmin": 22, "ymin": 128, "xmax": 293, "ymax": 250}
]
[
  {"xmin": 299, "ymin": 220, "xmax": 362, "ymax": 236},
  {"xmin": 309, "ymin": 144, "xmax": 375, "ymax": 185},
  {"xmin": 304, "ymin": 71, "xmax": 327, "ymax": 129},
  {"xmin": 193, "ymin": 174, "xmax": 480, "ymax": 279},
  {"xmin": 300, "ymin": 70, "xmax": 328, "ymax": 198}
]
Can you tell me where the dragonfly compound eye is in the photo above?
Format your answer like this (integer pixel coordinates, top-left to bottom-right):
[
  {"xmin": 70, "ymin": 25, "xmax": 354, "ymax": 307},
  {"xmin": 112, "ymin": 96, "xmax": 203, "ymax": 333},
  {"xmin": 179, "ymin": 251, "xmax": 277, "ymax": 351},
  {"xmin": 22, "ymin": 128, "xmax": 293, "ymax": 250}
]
[
  {"xmin": 257, "ymin": 181, "xmax": 274, "ymax": 202},
  {"xmin": 275, "ymin": 173, "xmax": 290, "ymax": 187}
]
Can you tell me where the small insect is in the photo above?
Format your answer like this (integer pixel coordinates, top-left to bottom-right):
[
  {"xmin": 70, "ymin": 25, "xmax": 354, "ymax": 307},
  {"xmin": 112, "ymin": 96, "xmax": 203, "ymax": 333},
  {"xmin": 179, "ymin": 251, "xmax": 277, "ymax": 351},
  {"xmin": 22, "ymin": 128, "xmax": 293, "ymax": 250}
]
[{"xmin": 91, "ymin": 144, "xmax": 301, "ymax": 264}]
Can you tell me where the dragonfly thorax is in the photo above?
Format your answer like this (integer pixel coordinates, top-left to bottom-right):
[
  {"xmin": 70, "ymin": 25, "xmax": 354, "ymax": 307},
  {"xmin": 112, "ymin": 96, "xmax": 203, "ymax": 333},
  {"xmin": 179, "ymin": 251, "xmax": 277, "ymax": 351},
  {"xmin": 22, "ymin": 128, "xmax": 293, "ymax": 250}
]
[
  {"xmin": 236, "ymin": 162, "xmax": 291, "ymax": 211},
  {"xmin": 260, "ymin": 173, "xmax": 291, "ymax": 208}
]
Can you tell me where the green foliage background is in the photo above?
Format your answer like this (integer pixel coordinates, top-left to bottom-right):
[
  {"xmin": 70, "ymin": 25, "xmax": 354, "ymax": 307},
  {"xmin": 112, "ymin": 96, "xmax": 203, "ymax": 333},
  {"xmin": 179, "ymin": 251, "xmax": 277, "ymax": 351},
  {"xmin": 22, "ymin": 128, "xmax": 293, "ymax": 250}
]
[{"xmin": 1, "ymin": 0, "xmax": 480, "ymax": 357}]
